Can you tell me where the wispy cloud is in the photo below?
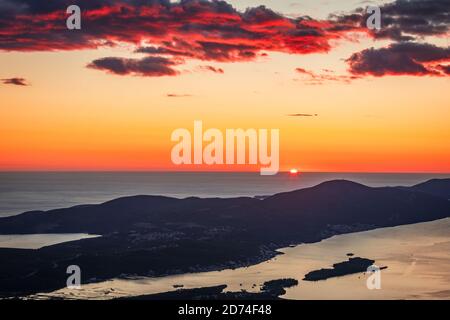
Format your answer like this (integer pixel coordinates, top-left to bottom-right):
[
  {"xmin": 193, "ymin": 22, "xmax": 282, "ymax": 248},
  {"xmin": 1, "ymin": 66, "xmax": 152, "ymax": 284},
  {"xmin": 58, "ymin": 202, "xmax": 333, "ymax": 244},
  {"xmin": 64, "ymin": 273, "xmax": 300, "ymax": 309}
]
[
  {"xmin": 330, "ymin": 0, "xmax": 450, "ymax": 41},
  {"xmin": 295, "ymin": 68, "xmax": 360, "ymax": 84},
  {"xmin": 288, "ymin": 113, "xmax": 318, "ymax": 117},
  {"xmin": 198, "ymin": 65, "xmax": 225, "ymax": 74},
  {"xmin": 1, "ymin": 0, "xmax": 448, "ymax": 79},
  {"xmin": 166, "ymin": 94, "xmax": 192, "ymax": 98},
  {"xmin": 1, "ymin": 77, "xmax": 28, "ymax": 86}
]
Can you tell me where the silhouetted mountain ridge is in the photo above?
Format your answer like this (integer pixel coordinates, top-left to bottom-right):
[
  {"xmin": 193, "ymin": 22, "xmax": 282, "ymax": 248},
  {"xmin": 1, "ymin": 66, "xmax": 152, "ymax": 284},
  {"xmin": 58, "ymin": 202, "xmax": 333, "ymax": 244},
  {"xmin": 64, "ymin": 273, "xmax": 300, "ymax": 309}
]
[{"xmin": 0, "ymin": 179, "xmax": 449, "ymax": 235}]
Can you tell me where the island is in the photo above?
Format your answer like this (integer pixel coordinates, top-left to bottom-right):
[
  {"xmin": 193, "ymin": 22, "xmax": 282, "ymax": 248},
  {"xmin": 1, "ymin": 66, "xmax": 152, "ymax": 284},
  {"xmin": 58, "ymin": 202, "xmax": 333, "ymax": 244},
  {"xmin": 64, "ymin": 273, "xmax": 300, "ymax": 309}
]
[{"xmin": 303, "ymin": 257, "xmax": 375, "ymax": 281}]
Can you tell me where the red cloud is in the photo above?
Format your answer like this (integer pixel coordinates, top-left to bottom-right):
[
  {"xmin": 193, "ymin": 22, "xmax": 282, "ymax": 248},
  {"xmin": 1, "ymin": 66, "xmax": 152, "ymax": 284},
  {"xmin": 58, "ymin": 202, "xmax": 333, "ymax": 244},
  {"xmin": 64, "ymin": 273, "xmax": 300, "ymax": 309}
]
[
  {"xmin": 1, "ymin": 1, "xmax": 448, "ymax": 78},
  {"xmin": 0, "ymin": 0, "xmax": 361, "ymax": 76},
  {"xmin": 0, "ymin": 1, "xmax": 345, "ymax": 54}
]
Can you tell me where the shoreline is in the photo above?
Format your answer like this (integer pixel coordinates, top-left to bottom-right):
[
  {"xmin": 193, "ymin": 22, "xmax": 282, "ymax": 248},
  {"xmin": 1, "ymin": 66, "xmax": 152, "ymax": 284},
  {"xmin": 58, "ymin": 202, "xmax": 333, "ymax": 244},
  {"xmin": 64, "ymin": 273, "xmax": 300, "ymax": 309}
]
[{"xmin": 23, "ymin": 218, "xmax": 450, "ymax": 300}]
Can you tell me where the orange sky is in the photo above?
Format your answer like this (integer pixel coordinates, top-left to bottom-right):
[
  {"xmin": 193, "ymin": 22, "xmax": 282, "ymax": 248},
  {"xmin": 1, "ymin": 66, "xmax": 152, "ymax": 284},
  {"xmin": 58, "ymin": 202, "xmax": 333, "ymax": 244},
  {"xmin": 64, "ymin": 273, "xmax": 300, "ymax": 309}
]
[{"xmin": 0, "ymin": 1, "xmax": 449, "ymax": 173}]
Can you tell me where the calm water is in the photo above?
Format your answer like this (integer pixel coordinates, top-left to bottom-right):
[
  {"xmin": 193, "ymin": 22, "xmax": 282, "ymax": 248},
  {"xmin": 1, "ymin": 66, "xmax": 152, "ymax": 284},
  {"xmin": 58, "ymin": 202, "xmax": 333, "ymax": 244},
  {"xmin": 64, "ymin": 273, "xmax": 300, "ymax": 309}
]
[
  {"xmin": 1, "ymin": 172, "xmax": 450, "ymax": 217},
  {"xmin": 30, "ymin": 218, "xmax": 450, "ymax": 300},
  {"xmin": 0, "ymin": 234, "xmax": 100, "ymax": 249}
]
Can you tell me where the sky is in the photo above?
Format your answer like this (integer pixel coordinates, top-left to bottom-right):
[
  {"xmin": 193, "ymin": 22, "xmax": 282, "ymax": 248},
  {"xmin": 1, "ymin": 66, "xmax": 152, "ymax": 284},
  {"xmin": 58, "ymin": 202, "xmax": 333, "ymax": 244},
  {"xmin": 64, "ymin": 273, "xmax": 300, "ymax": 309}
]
[{"xmin": 0, "ymin": 0, "xmax": 449, "ymax": 172}]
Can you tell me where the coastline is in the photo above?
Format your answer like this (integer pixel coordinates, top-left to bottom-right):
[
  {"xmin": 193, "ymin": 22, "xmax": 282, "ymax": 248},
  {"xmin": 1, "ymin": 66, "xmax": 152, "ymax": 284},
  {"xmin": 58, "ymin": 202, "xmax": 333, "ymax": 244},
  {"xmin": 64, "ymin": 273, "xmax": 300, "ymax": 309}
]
[
  {"xmin": 0, "ymin": 178, "xmax": 448, "ymax": 299},
  {"xmin": 25, "ymin": 217, "xmax": 450, "ymax": 300}
]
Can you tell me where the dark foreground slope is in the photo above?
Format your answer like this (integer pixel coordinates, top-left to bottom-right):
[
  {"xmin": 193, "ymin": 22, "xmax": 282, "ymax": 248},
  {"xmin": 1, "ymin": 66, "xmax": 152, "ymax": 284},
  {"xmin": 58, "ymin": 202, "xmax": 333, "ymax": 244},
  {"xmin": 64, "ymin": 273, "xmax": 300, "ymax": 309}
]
[{"xmin": 0, "ymin": 179, "xmax": 449, "ymax": 297}]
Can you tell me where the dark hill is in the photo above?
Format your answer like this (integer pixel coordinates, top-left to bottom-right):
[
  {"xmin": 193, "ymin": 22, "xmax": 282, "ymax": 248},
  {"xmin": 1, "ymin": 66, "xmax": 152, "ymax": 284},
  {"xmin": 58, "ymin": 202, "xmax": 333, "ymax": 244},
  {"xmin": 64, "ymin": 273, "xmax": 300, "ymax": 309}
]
[
  {"xmin": 262, "ymin": 180, "xmax": 449, "ymax": 232},
  {"xmin": 406, "ymin": 178, "xmax": 450, "ymax": 199}
]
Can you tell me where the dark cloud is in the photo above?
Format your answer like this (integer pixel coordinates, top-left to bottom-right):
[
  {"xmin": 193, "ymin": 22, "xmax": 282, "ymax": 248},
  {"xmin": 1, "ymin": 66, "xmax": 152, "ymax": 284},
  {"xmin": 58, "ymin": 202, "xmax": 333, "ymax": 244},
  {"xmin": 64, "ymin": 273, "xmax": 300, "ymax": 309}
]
[
  {"xmin": 330, "ymin": 0, "xmax": 450, "ymax": 41},
  {"xmin": 135, "ymin": 46, "xmax": 191, "ymax": 57},
  {"xmin": 87, "ymin": 56, "xmax": 179, "ymax": 76},
  {"xmin": 1, "ymin": 77, "xmax": 28, "ymax": 86},
  {"xmin": 0, "ymin": 0, "xmax": 338, "ymax": 53},
  {"xmin": 376, "ymin": 0, "xmax": 450, "ymax": 40},
  {"xmin": 347, "ymin": 42, "xmax": 450, "ymax": 76},
  {"xmin": 196, "ymin": 41, "xmax": 258, "ymax": 61}
]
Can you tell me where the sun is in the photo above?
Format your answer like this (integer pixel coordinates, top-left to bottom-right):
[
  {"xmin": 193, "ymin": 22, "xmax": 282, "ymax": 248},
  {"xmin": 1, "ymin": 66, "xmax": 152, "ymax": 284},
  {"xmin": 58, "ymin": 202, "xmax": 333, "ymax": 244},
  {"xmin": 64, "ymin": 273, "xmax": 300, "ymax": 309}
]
[{"xmin": 289, "ymin": 168, "xmax": 299, "ymax": 175}]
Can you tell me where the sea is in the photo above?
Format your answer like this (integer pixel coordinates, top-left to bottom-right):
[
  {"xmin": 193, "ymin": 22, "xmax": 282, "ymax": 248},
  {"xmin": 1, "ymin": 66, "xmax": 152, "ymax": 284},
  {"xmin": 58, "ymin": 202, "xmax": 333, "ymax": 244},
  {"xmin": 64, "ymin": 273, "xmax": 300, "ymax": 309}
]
[{"xmin": 1, "ymin": 172, "xmax": 450, "ymax": 217}]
